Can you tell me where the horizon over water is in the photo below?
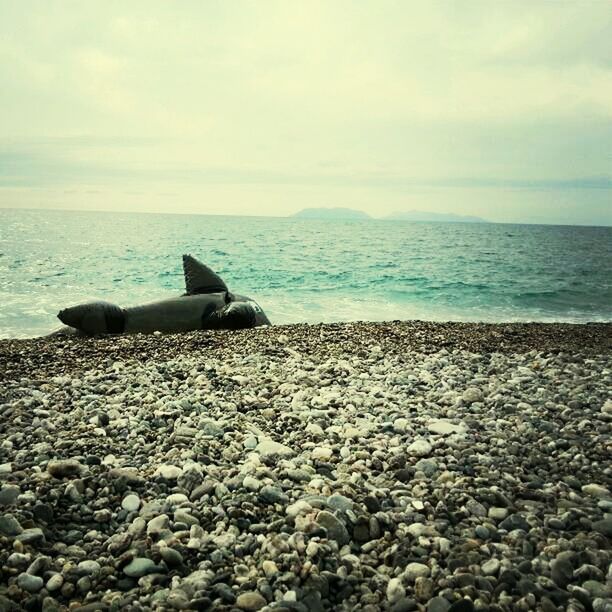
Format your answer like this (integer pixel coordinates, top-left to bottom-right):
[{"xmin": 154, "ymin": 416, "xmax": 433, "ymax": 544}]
[{"xmin": 0, "ymin": 208, "xmax": 610, "ymax": 339}]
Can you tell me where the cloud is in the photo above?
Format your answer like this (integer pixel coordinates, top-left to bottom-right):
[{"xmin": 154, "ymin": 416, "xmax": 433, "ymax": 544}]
[{"xmin": 0, "ymin": 1, "xmax": 610, "ymax": 224}]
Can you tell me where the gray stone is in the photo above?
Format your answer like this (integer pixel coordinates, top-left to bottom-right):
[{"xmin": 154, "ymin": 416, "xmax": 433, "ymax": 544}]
[
  {"xmin": 404, "ymin": 563, "xmax": 430, "ymax": 582},
  {"xmin": 46, "ymin": 574, "xmax": 63, "ymax": 592},
  {"xmin": 255, "ymin": 439, "xmax": 294, "ymax": 458},
  {"xmin": 236, "ymin": 591, "xmax": 267, "ymax": 610},
  {"xmin": 17, "ymin": 572, "xmax": 44, "ymax": 593},
  {"xmin": 415, "ymin": 459, "xmax": 439, "ymax": 477},
  {"xmin": 481, "ymin": 558, "xmax": 500, "ymax": 576},
  {"xmin": 592, "ymin": 518, "xmax": 612, "ymax": 537},
  {"xmin": 427, "ymin": 596, "xmax": 451, "ymax": 612},
  {"xmin": 259, "ymin": 485, "xmax": 288, "ymax": 504},
  {"xmin": 327, "ymin": 494, "xmax": 354, "ymax": 513},
  {"xmin": 160, "ymin": 547, "xmax": 183, "ymax": 568},
  {"xmin": 427, "ymin": 420, "xmax": 466, "ymax": 435},
  {"xmin": 123, "ymin": 557, "xmax": 159, "ymax": 578},
  {"xmin": 121, "ymin": 494, "xmax": 140, "ymax": 512},
  {"xmin": 550, "ymin": 558, "xmax": 573, "ymax": 588},
  {"xmin": 0, "ymin": 513, "xmax": 23, "ymax": 536},
  {"xmin": 462, "ymin": 387, "xmax": 483, "ymax": 404},
  {"xmin": 77, "ymin": 560, "xmax": 101, "ymax": 576},
  {"xmin": 407, "ymin": 439, "xmax": 432, "ymax": 457},
  {"xmin": 16, "ymin": 528, "xmax": 45, "ymax": 545},
  {"xmin": 0, "ymin": 485, "xmax": 20, "ymax": 506},
  {"xmin": 499, "ymin": 513, "xmax": 530, "ymax": 532},
  {"xmin": 47, "ymin": 459, "xmax": 84, "ymax": 478},
  {"xmin": 315, "ymin": 510, "xmax": 350, "ymax": 545}
]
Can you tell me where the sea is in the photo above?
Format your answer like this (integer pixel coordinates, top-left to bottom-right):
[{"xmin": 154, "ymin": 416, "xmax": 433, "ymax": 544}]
[{"xmin": 0, "ymin": 208, "xmax": 610, "ymax": 339}]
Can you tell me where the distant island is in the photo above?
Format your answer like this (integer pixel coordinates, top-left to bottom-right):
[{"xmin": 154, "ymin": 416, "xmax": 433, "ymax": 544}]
[
  {"xmin": 291, "ymin": 207, "xmax": 371, "ymax": 220},
  {"xmin": 291, "ymin": 207, "xmax": 488, "ymax": 223}
]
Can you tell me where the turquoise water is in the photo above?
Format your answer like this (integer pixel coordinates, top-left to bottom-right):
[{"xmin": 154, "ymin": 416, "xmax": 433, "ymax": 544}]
[{"xmin": 0, "ymin": 208, "xmax": 610, "ymax": 338}]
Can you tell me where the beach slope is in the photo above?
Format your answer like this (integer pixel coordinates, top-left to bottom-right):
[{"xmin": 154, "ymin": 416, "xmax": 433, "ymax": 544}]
[{"xmin": 0, "ymin": 321, "xmax": 611, "ymax": 611}]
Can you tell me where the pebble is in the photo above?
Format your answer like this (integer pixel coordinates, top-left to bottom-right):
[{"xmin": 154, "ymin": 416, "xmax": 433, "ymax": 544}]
[
  {"xmin": 236, "ymin": 591, "xmax": 267, "ymax": 610},
  {"xmin": 315, "ymin": 510, "xmax": 350, "ymax": 545},
  {"xmin": 387, "ymin": 577, "xmax": 406, "ymax": 603},
  {"xmin": 121, "ymin": 493, "xmax": 141, "ymax": 512},
  {"xmin": 0, "ymin": 485, "xmax": 20, "ymax": 506},
  {"xmin": 481, "ymin": 558, "xmax": 500, "ymax": 575},
  {"xmin": 582, "ymin": 484, "xmax": 610, "ymax": 499},
  {"xmin": 404, "ymin": 562, "xmax": 430, "ymax": 581},
  {"xmin": 462, "ymin": 387, "xmax": 483, "ymax": 404},
  {"xmin": 255, "ymin": 439, "xmax": 294, "ymax": 458},
  {"xmin": 17, "ymin": 573, "xmax": 44, "ymax": 593},
  {"xmin": 123, "ymin": 557, "xmax": 159, "ymax": 578},
  {"xmin": 407, "ymin": 439, "xmax": 432, "ymax": 457},
  {"xmin": 0, "ymin": 513, "xmax": 23, "ymax": 535},
  {"xmin": 427, "ymin": 420, "xmax": 466, "ymax": 435},
  {"xmin": 0, "ymin": 322, "xmax": 609, "ymax": 611},
  {"xmin": 46, "ymin": 459, "xmax": 84, "ymax": 478}
]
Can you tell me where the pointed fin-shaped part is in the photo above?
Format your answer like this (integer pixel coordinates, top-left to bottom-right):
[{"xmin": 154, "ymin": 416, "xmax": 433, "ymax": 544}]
[{"xmin": 182, "ymin": 254, "xmax": 228, "ymax": 295}]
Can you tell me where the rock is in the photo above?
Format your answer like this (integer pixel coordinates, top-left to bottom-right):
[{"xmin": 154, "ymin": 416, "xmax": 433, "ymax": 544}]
[
  {"xmin": 255, "ymin": 439, "xmax": 294, "ymax": 458},
  {"xmin": 262, "ymin": 560, "xmax": 279, "ymax": 579},
  {"xmin": 155, "ymin": 465, "xmax": 182, "ymax": 480},
  {"xmin": 77, "ymin": 560, "xmax": 101, "ymax": 576},
  {"xmin": 200, "ymin": 420, "xmax": 224, "ymax": 437},
  {"xmin": 0, "ymin": 513, "xmax": 23, "ymax": 536},
  {"xmin": 407, "ymin": 439, "xmax": 432, "ymax": 457},
  {"xmin": 0, "ymin": 485, "xmax": 20, "ymax": 506},
  {"xmin": 315, "ymin": 510, "xmax": 349, "ymax": 545},
  {"xmin": 147, "ymin": 514, "xmax": 170, "ymax": 536},
  {"xmin": 327, "ymin": 494, "xmax": 354, "ymax": 513},
  {"xmin": 462, "ymin": 387, "xmax": 483, "ymax": 404},
  {"xmin": 582, "ymin": 484, "xmax": 610, "ymax": 499},
  {"xmin": 17, "ymin": 573, "xmax": 44, "ymax": 592},
  {"xmin": 415, "ymin": 458, "xmax": 438, "ymax": 476},
  {"xmin": 499, "ymin": 513, "xmax": 530, "ymax": 532},
  {"xmin": 427, "ymin": 420, "xmax": 466, "ymax": 435},
  {"xmin": 259, "ymin": 485, "xmax": 288, "ymax": 504},
  {"xmin": 160, "ymin": 547, "xmax": 183, "ymax": 568},
  {"xmin": 312, "ymin": 446, "xmax": 333, "ymax": 460},
  {"xmin": 47, "ymin": 459, "xmax": 84, "ymax": 478},
  {"xmin": 16, "ymin": 528, "xmax": 45, "ymax": 545},
  {"xmin": 391, "ymin": 599, "xmax": 418, "ymax": 612},
  {"xmin": 121, "ymin": 494, "xmax": 141, "ymax": 512},
  {"xmin": 465, "ymin": 500, "xmax": 486, "ymax": 517},
  {"xmin": 404, "ymin": 562, "xmax": 430, "ymax": 582},
  {"xmin": 448, "ymin": 600, "xmax": 475, "ymax": 612},
  {"xmin": 286, "ymin": 500, "xmax": 313, "ymax": 518},
  {"xmin": 236, "ymin": 591, "xmax": 267, "ymax": 610},
  {"xmin": 243, "ymin": 476, "xmax": 262, "ymax": 491},
  {"xmin": 550, "ymin": 558, "xmax": 573, "ymax": 588},
  {"xmin": 387, "ymin": 577, "xmax": 406, "ymax": 603},
  {"xmin": 592, "ymin": 517, "xmax": 612, "ymax": 537},
  {"xmin": 46, "ymin": 574, "xmax": 64, "ymax": 592},
  {"xmin": 481, "ymin": 558, "xmax": 500, "ymax": 576},
  {"xmin": 427, "ymin": 596, "xmax": 451, "ymax": 612},
  {"xmin": 123, "ymin": 557, "xmax": 159, "ymax": 578},
  {"xmin": 488, "ymin": 507, "xmax": 508, "ymax": 520},
  {"xmin": 393, "ymin": 418, "xmax": 409, "ymax": 433}
]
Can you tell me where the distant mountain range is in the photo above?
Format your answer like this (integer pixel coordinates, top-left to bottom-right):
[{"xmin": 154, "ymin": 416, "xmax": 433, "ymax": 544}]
[{"xmin": 291, "ymin": 207, "xmax": 488, "ymax": 223}]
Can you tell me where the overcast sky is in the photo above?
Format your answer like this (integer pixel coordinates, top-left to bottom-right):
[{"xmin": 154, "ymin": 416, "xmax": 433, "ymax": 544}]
[{"xmin": 1, "ymin": 1, "xmax": 610, "ymax": 225}]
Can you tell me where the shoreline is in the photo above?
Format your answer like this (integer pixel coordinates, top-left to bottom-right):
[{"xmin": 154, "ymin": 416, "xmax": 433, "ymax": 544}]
[
  {"xmin": 1, "ymin": 321, "xmax": 610, "ymax": 381},
  {"xmin": 1, "ymin": 320, "xmax": 611, "ymax": 611}
]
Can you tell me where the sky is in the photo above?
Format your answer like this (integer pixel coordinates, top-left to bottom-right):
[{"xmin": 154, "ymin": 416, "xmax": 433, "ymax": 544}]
[{"xmin": 0, "ymin": 0, "xmax": 611, "ymax": 225}]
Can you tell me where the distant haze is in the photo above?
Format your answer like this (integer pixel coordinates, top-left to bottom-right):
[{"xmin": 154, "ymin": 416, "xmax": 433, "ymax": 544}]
[{"xmin": 0, "ymin": 1, "xmax": 610, "ymax": 226}]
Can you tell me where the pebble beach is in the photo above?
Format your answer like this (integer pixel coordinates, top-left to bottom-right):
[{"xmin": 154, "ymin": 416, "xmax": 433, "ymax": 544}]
[{"xmin": 1, "ymin": 321, "xmax": 611, "ymax": 612}]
